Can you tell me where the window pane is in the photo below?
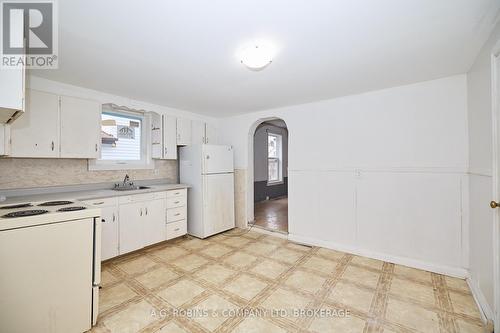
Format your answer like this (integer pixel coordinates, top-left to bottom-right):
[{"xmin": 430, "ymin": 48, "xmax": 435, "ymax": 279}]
[
  {"xmin": 268, "ymin": 135, "xmax": 277, "ymax": 157},
  {"xmin": 101, "ymin": 112, "xmax": 142, "ymax": 161},
  {"xmin": 268, "ymin": 158, "xmax": 279, "ymax": 181}
]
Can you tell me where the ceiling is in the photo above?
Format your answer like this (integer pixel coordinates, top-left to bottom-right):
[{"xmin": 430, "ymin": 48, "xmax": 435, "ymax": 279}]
[{"xmin": 33, "ymin": 0, "xmax": 500, "ymax": 117}]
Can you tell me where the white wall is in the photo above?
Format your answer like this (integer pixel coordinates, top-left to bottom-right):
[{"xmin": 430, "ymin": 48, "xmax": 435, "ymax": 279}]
[
  {"xmin": 466, "ymin": 19, "xmax": 500, "ymax": 322},
  {"xmin": 218, "ymin": 75, "xmax": 469, "ymax": 276}
]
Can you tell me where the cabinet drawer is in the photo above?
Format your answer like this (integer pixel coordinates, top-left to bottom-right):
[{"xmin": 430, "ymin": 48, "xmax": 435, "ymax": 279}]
[
  {"xmin": 167, "ymin": 206, "xmax": 186, "ymax": 223},
  {"xmin": 166, "ymin": 220, "xmax": 187, "ymax": 240},
  {"xmin": 167, "ymin": 196, "xmax": 186, "ymax": 208},
  {"xmin": 152, "ymin": 191, "xmax": 167, "ymax": 200},
  {"xmin": 167, "ymin": 188, "xmax": 186, "ymax": 198},
  {"xmin": 82, "ymin": 197, "xmax": 118, "ymax": 207}
]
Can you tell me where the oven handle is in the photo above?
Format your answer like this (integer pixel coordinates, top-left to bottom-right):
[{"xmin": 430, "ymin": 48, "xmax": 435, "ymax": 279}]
[{"xmin": 93, "ymin": 216, "xmax": 102, "ymax": 286}]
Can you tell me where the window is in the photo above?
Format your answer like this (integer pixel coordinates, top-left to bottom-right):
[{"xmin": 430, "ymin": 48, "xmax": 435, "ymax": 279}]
[
  {"xmin": 89, "ymin": 107, "xmax": 153, "ymax": 170},
  {"xmin": 101, "ymin": 112, "xmax": 142, "ymax": 161},
  {"xmin": 268, "ymin": 133, "xmax": 283, "ymax": 184}
]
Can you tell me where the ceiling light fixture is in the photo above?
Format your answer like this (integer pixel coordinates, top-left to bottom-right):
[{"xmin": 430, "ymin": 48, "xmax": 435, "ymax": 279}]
[{"xmin": 240, "ymin": 44, "xmax": 274, "ymax": 71}]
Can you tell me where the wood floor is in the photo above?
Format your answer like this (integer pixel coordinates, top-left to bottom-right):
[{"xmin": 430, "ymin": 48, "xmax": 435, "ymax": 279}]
[{"xmin": 253, "ymin": 197, "xmax": 288, "ymax": 233}]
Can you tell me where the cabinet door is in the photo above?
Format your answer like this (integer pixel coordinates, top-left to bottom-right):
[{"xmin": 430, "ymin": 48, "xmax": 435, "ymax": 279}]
[
  {"xmin": 163, "ymin": 115, "xmax": 177, "ymax": 159},
  {"xmin": 100, "ymin": 205, "xmax": 119, "ymax": 260},
  {"xmin": 176, "ymin": 118, "xmax": 191, "ymax": 146},
  {"xmin": 191, "ymin": 120, "xmax": 206, "ymax": 144},
  {"xmin": 119, "ymin": 201, "xmax": 145, "ymax": 254},
  {"xmin": 10, "ymin": 90, "xmax": 59, "ymax": 158},
  {"xmin": 60, "ymin": 96, "xmax": 101, "ymax": 158},
  {"xmin": 0, "ymin": 10, "xmax": 24, "ymax": 119},
  {"xmin": 151, "ymin": 112, "xmax": 162, "ymax": 159},
  {"xmin": 0, "ymin": 125, "xmax": 10, "ymax": 156},
  {"xmin": 205, "ymin": 123, "xmax": 216, "ymax": 144},
  {"xmin": 144, "ymin": 198, "xmax": 167, "ymax": 246}
]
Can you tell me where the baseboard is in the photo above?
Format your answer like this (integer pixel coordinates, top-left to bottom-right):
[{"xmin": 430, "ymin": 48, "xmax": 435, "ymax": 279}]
[
  {"xmin": 288, "ymin": 233, "xmax": 468, "ymax": 278},
  {"xmin": 467, "ymin": 276, "xmax": 494, "ymax": 324}
]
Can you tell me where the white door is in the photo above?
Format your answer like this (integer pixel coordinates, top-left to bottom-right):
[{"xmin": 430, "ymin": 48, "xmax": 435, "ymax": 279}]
[
  {"xmin": 0, "ymin": 9, "xmax": 24, "ymax": 120},
  {"xmin": 151, "ymin": 112, "xmax": 162, "ymax": 159},
  {"xmin": 144, "ymin": 198, "xmax": 167, "ymax": 246},
  {"xmin": 10, "ymin": 89, "xmax": 59, "ymax": 158},
  {"xmin": 176, "ymin": 117, "xmax": 192, "ymax": 146},
  {"xmin": 163, "ymin": 115, "xmax": 177, "ymax": 159},
  {"xmin": 202, "ymin": 145, "xmax": 234, "ymax": 174},
  {"xmin": 205, "ymin": 123, "xmax": 217, "ymax": 144},
  {"xmin": 100, "ymin": 205, "xmax": 119, "ymax": 260},
  {"xmin": 202, "ymin": 173, "xmax": 235, "ymax": 236},
  {"xmin": 60, "ymin": 96, "xmax": 101, "ymax": 158},
  {"xmin": 119, "ymin": 202, "xmax": 145, "ymax": 254},
  {"xmin": 191, "ymin": 120, "xmax": 206, "ymax": 144}
]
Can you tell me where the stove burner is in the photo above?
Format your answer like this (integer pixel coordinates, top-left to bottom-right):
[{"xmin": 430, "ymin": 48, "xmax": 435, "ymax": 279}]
[
  {"xmin": 2, "ymin": 209, "xmax": 49, "ymax": 218},
  {"xmin": 0, "ymin": 203, "xmax": 32, "ymax": 209},
  {"xmin": 57, "ymin": 206, "xmax": 87, "ymax": 212},
  {"xmin": 39, "ymin": 201, "xmax": 74, "ymax": 206}
]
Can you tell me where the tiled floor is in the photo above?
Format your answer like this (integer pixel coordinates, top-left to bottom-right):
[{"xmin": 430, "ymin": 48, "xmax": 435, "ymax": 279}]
[
  {"xmin": 254, "ymin": 197, "xmax": 288, "ymax": 233},
  {"xmin": 90, "ymin": 229, "xmax": 486, "ymax": 333}
]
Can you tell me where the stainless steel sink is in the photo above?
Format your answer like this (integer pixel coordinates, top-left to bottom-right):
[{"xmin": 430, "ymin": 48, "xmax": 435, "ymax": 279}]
[{"xmin": 112, "ymin": 185, "xmax": 151, "ymax": 191}]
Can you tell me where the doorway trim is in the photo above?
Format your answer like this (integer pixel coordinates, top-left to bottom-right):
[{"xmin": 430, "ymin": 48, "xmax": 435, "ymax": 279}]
[
  {"xmin": 246, "ymin": 116, "xmax": 289, "ymax": 233},
  {"xmin": 490, "ymin": 40, "xmax": 500, "ymax": 328}
]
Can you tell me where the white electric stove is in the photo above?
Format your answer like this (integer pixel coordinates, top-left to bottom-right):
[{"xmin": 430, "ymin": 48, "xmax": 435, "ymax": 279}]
[{"xmin": 0, "ymin": 199, "xmax": 101, "ymax": 333}]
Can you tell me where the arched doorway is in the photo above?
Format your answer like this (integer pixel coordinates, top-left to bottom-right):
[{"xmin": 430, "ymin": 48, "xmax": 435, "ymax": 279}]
[{"xmin": 248, "ymin": 118, "xmax": 288, "ymax": 234}]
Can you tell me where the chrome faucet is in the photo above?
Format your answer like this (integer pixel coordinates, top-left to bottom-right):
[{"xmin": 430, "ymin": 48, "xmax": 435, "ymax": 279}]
[{"xmin": 123, "ymin": 174, "xmax": 130, "ymax": 187}]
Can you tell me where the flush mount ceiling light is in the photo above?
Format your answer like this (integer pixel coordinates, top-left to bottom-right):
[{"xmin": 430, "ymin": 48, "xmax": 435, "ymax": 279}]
[{"xmin": 240, "ymin": 44, "xmax": 274, "ymax": 71}]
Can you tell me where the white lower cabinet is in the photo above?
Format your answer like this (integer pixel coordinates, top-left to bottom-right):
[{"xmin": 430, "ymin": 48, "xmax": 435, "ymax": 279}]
[
  {"xmin": 86, "ymin": 189, "xmax": 187, "ymax": 260},
  {"xmin": 83, "ymin": 197, "xmax": 119, "ymax": 261},
  {"xmin": 143, "ymin": 198, "xmax": 167, "ymax": 246},
  {"xmin": 119, "ymin": 201, "xmax": 145, "ymax": 254}
]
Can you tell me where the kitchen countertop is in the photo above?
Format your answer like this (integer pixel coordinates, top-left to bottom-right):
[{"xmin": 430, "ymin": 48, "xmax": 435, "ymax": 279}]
[{"xmin": 0, "ymin": 183, "xmax": 190, "ymax": 205}]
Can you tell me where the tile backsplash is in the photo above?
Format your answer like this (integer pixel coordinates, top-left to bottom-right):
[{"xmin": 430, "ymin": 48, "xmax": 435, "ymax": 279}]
[{"xmin": 0, "ymin": 158, "xmax": 178, "ymax": 190}]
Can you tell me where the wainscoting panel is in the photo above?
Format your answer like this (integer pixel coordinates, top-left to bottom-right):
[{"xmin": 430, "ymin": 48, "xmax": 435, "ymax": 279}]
[{"xmin": 288, "ymin": 169, "xmax": 465, "ymax": 273}]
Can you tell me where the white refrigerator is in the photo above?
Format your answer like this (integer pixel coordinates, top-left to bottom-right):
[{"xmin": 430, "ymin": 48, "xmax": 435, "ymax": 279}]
[{"xmin": 180, "ymin": 144, "xmax": 235, "ymax": 238}]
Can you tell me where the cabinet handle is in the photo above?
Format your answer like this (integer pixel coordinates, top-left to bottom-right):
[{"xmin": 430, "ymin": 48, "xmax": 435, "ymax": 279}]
[
  {"xmin": 51, "ymin": 141, "xmax": 54, "ymax": 151},
  {"xmin": 140, "ymin": 208, "xmax": 143, "ymax": 216},
  {"xmin": 174, "ymin": 228, "xmax": 180, "ymax": 231},
  {"xmin": 95, "ymin": 144, "xmax": 98, "ymax": 152},
  {"xmin": 145, "ymin": 207, "xmax": 148, "ymax": 215},
  {"xmin": 164, "ymin": 147, "xmax": 167, "ymax": 155},
  {"xmin": 101, "ymin": 218, "xmax": 106, "ymax": 223},
  {"xmin": 174, "ymin": 201, "xmax": 180, "ymax": 204},
  {"xmin": 112, "ymin": 213, "xmax": 115, "ymax": 222},
  {"xmin": 93, "ymin": 201, "xmax": 104, "ymax": 205},
  {"xmin": 174, "ymin": 213, "xmax": 180, "ymax": 216}
]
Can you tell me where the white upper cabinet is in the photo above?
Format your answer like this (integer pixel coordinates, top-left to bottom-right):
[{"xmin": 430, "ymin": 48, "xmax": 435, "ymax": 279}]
[
  {"xmin": 205, "ymin": 123, "xmax": 217, "ymax": 144},
  {"xmin": 0, "ymin": 11, "xmax": 25, "ymax": 123},
  {"xmin": 192, "ymin": 120, "xmax": 217, "ymax": 144},
  {"xmin": 60, "ymin": 96, "xmax": 101, "ymax": 158},
  {"xmin": 0, "ymin": 125, "xmax": 11, "ymax": 156},
  {"xmin": 10, "ymin": 89, "xmax": 101, "ymax": 158},
  {"xmin": 10, "ymin": 90, "xmax": 60, "ymax": 158},
  {"xmin": 151, "ymin": 112, "xmax": 163, "ymax": 159},
  {"xmin": 151, "ymin": 113, "xmax": 177, "ymax": 160},
  {"xmin": 163, "ymin": 115, "xmax": 177, "ymax": 159},
  {"xmin": 176, "ymin": 117, "xmax": 191, "ymax": 146}
]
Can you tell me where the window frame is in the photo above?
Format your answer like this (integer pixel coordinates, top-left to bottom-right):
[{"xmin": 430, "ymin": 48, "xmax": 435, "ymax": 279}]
[
  {"xmin": 267, "ymin": 132, "xmax": 283, "ymax": 185},
  {"xmin": 88, "ymin": 107, "xmax": 154, "ymax": 171}
]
